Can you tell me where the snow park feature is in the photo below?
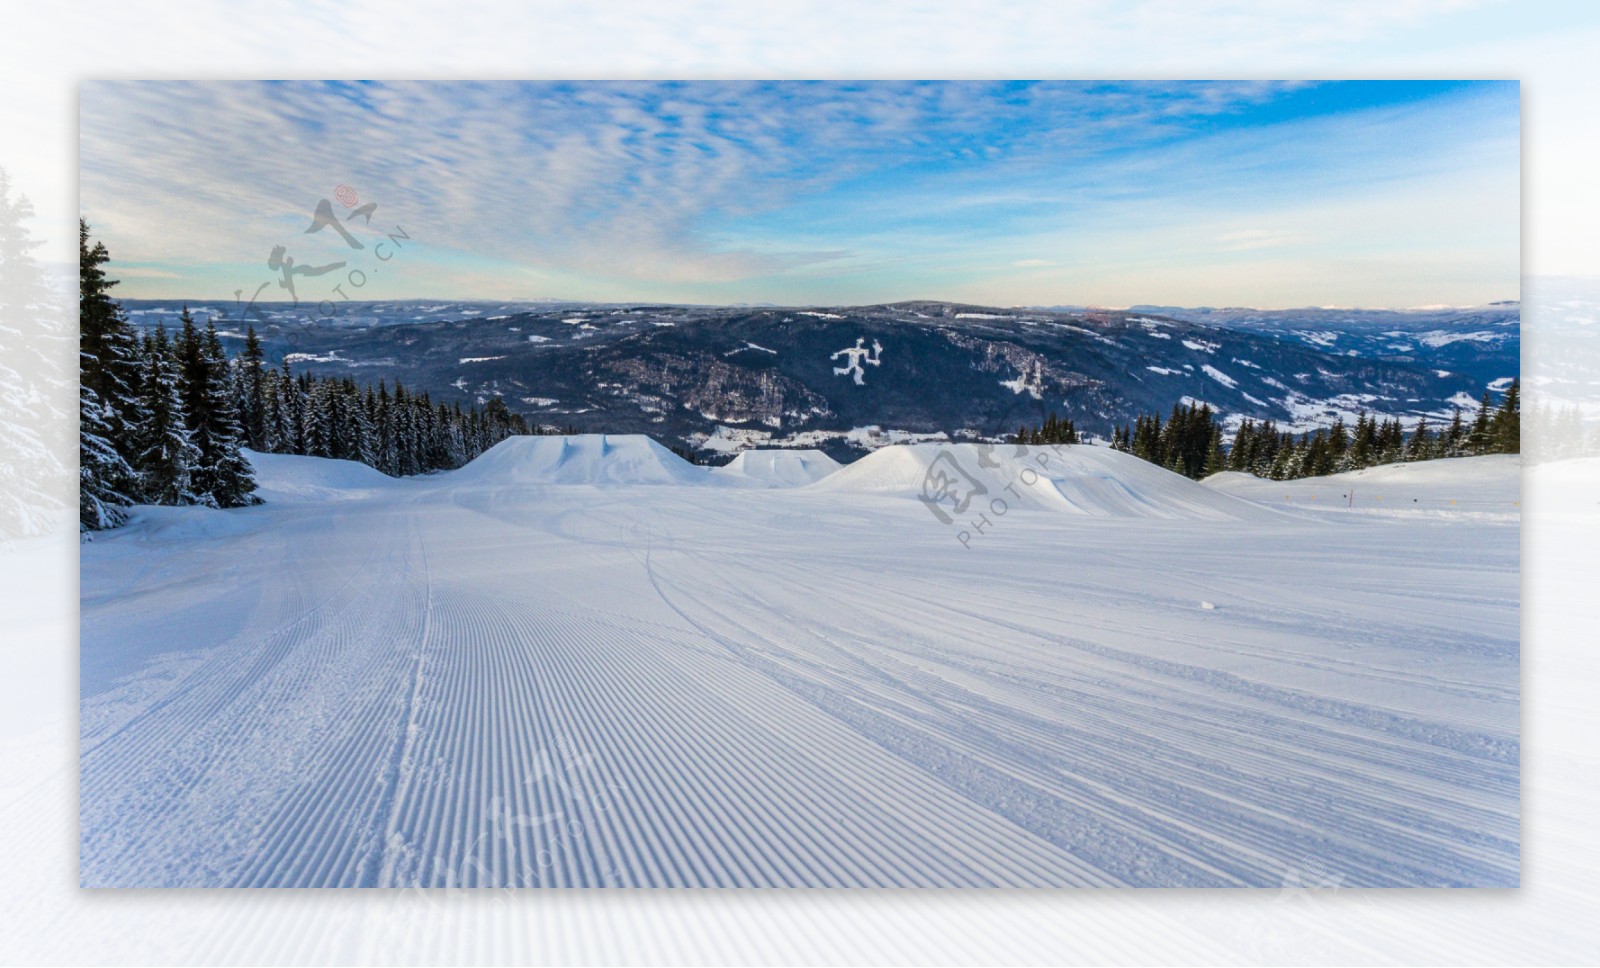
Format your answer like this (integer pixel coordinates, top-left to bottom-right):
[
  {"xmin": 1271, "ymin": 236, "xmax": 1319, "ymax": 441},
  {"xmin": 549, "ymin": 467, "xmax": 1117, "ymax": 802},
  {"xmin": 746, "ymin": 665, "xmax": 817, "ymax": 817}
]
[
  {"xmin": 79, "ymin": 436, "xmax": 1519, "ymax": 887},
  {"xmin": 447, "ymin": 433, "xmax": 713, "ymax": 487},
  {"xmin": 712, "ymin": 449, "xmax": 842, "ymax": 487},
  {"xmin": 810, "ymin": 442, "xmax": 1277, "ymax": 523}
]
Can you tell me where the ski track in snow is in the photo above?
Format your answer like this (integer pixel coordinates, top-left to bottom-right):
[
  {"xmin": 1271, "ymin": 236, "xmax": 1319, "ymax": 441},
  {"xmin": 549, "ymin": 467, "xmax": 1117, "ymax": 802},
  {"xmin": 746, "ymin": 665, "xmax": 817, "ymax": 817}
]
[{"xmin": 79, "ymin": 446, "xmax": 1519, "ymax": 887}]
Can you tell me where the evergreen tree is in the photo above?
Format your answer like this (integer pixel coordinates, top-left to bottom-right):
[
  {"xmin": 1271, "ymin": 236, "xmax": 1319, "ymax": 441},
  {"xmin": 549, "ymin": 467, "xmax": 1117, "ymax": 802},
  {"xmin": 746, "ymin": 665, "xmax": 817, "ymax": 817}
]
[
  {"xmin": 76, "ymin": 222, "xmax": 538, "ymax": 528},
  {"xmin": 1350, "ymin": 412, "xmax": 1376, "ymax": 469},
  {"xmin": 1467, "ymin": 392, "xmax": 1493, "ymax": 455},
  {"xmin": 1116, "ymin": 423, "xmax": 1132, "ymax": 452},
  {"xmin": 196, "ymin": 320, "xmax": 258, "ymax": 506},
  {"xmin": 1377, "ymin": 417, "xmax": 1405, "ymax": 465},
  {"xmin": 1227, "ymin": 419, "xmax": 1254, "ymax": 472},
  {"xmin": 1445, "ymin": 407, "xmax": 1467, "ymax": 457},
  {"xmin": 1404, "ymin": 417, "xmax": 1432, "ymax": 461},
  {"xmin": 1202, "ymin": 424, "xmax": 1226, "ymax": 477},
  {"xmin": 1490, "ymin": 378, "xmax": 1520, "ymax": 454},
  {"xmin": 1013, "ymin": 411, "xmax": 1080, "ymax": 446},
  {"xmin": 132, "ymin": 326, "xmax": 203, "ymax": 505},
  {"xmin": 77, "ymin": 221, "xmax": 143, "ymax": 530},
  {"xmin": 175, "ymin": 307, "xmax": 208, "ymax": 440},
  {"xmin": 79, "ymin": 220, "xmax": 142, "ymax": 448},
  {"xmin": 1268, "ymin": 436, "xmax": 1295, "ymax": 480},
  {"xmin": 79, "ymin": 368, "xmax": 134, "ymax": 532},
  {"xmin": 1166, "ymin": 448, "xmax": 1186, "ymax": 475},
  {"xmin": 238, "ymin": 325, "xmax": 268, "ymax": 450},
  {"xmin": 1328, "ymin": 417, "xmax": 1350, "ymax": 467},
  {"xmin": 2, "ymin": 169, "xmax": 70, "ymax": 535},
  {"xmin": 305, "ymin": 378, "xmax": 337, "ymax": 458}
]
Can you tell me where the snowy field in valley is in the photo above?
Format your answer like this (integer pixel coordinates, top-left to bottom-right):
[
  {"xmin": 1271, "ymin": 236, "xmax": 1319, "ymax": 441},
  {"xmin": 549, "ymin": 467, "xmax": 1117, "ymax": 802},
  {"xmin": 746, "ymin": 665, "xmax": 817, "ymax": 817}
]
[{"xmin": 79, "ymin": 437, "xmax": 1519, "ymax": 887}]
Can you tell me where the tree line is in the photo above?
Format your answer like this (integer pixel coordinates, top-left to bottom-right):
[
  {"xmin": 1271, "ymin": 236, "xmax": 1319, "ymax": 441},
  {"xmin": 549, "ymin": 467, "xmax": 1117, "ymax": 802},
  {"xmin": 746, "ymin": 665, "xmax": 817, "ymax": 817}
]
[
  {"xmin": 79, "ymin": 222, "xmax": 538, "ymax": 533},
  {"xmin": 1522, "ymin": 400, "xmax": 1600, "ymax": 464},
  {"xmin": 233, "ymin": 333, "xmax": 538, "ymax": 476},
  {"xmin": 1016, "ymin": 385, "xmax": 1520, "ymax": 483},
  {"xmin": 1011, "ymin": 412, "xmax": 1081, "ymax": 446},
  {"xmin": 1210, "ymin": 387, "xmax": 1519, "ymax": 481}
]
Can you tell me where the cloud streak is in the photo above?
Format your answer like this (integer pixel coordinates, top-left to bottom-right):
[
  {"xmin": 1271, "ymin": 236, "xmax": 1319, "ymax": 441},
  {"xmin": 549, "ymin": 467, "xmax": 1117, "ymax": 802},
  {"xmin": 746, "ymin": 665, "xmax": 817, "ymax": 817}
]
[{"xmin": 79, "ymin": 80, "xmax": 1518, "ymax": 307}]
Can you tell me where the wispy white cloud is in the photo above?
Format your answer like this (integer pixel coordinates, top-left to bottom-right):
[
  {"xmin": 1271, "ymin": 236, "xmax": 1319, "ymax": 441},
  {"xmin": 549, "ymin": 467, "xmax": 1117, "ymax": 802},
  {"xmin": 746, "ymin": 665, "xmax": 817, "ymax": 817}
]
[{"xmin": 79, "ymin": 79, "xmax": 1518, "ymax": 307}]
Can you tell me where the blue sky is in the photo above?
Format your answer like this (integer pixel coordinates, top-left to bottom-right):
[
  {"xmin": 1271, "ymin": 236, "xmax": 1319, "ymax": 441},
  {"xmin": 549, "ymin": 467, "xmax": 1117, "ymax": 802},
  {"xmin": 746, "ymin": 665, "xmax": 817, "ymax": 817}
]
[{"xmin": 79, "ymin": 79, "xmax": 1519, "ymax": 308}]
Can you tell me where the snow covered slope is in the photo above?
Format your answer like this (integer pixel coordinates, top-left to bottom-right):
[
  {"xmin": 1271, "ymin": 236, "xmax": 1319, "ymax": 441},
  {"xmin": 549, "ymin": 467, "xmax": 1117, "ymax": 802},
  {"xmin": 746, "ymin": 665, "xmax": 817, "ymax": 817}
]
[
  {"xmin": 451, "ymin": 433, "xmax": 709, "ymax": 486},
  {"xmin": 246, "ymin": 449, "xmax": 400, "ymax": 503},
  {"xmin": 79, "ymin": 444, "xmax": 1519, "ymax": 888},
  {"xmin": 813, "ymin": 442, "xmax": 1275, "ymax": 520},
  {"xmin": 1204, "ymin": 454, "xmax": 1521, "ymax": 518},
  {"xmin": 713, "ymin": 448, "xmax": 841, "ymax": 486}
]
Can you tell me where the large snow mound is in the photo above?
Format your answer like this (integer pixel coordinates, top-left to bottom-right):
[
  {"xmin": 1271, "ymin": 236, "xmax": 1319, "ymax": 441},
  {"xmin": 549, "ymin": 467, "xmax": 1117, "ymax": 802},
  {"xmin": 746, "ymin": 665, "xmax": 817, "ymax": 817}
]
[
  {"xmin": 245, "ymin": 449, "xmax": 397, "ymax": 502},
  {"xmin": 811, "ymin": 442, "xmax": 1273, "ymax": 520},
  {"xmin": 1204, "ymin": 454, "xmax": 1520, "ymax": 517},
  {"xmin": 713, "ymin": 449, "xmax": 842, "ymax": 486},
  {"xmin": 452, "ymin": 434, "xmax": 710, "ymax": 486}
]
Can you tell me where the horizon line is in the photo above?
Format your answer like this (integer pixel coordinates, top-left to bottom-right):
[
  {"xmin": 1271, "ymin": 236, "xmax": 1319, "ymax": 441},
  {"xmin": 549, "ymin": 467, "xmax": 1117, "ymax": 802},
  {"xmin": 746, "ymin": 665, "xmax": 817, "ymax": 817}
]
[{"xmin": 106, "ymin": 295, "xmax": 1524, "ymax": 314}]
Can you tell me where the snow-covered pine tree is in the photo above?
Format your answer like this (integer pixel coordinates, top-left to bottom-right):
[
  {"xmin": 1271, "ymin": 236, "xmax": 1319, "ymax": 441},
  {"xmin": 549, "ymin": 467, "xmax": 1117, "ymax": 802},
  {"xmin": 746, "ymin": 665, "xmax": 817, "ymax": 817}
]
[
  {"xmin": 76, "ymin": 221, "xmax": 146, "ymax": 531},
  {"xmin": 304, "ymin": 377, "xmax": 336, "ymax": 459},
  {"xmin": 1327, "ymin": 417, "xmax": 1350, "ymax": 469},
  {"xmin": 350, "ymin": 383, "xmax": 377, "ymax": 467},
  {"xmin": 258, "ymin": 364, "xmax": 285, "ymax": 453},
  {"xmin": 281, "ymin": 363, "xmax": 307, "ymax": 455},
  {"xmin": 132, "ymin": 325, "xmax": 203, "ymax": 506},
  {"xmin": 1254, "ymin": 422, "xmax": 1283, "ymax": 477},
  {"xmin": 2, "ymin": 169, "xmax": 70, "ymax": 535},
  {"xmin": 79, "ymin": 362, "xmax": 134, "ymax": 532},
  {"xmin": 175, "ymin": 307, "xmax": 206, "ymax": 428},
  {"xmin": 1268, "ymin": 436, "xmax": 1296, "ymax": 480},
  {"xmin": 374, "ymin": 381, "xmax": 397, "ymax": 475},
  {"xmin": 393, "ymin": 383, "xmax": 417, "ymax": 475},
  {"xmin": 238, "ymin": 325, "xmax": 268, "ymax": 450},
  {"xmin": 79, "ymin": 221, "xmax": 143, "ymax": 451},
  {"xmin": 173, "ymin": 308, "xmax": 218, "ymax": 497},
  {"xmin": 198, "ymin": 320, "xmax": 258, "ymax": 506}
]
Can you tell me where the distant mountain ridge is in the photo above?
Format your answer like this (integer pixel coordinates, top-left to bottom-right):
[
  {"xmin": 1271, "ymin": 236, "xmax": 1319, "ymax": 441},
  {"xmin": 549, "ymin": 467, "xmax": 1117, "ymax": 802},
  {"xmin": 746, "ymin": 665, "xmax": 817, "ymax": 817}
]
[
  {"xmin": 117, "ymin": 298, "xmax": 1518, "ymax": 462},
  {"xmin": 1120, "ymin": 303, "xmax": 1519, "ymax": 389}
]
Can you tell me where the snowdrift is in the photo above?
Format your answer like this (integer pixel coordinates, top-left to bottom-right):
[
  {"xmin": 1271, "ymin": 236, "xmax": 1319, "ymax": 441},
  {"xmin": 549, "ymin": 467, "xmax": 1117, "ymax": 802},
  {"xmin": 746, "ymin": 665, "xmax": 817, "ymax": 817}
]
[
  {"xmin": 451, "ymin": 434, "xmax": 710, "ymax": 486},
  {"xmin": 713, "ymin": 449, "xmax": 842, "ymax": 486},
  {"xmin": 810, "ymin": 443, "xmax": 1273, "ymax": 520},
  {"xmin": 1204, "ymin": 454, "xmax": 1520, "ymax": 516},
  {"xmin": 245, "ymin": 449, "xmax": 398, "ymax": 503}
]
